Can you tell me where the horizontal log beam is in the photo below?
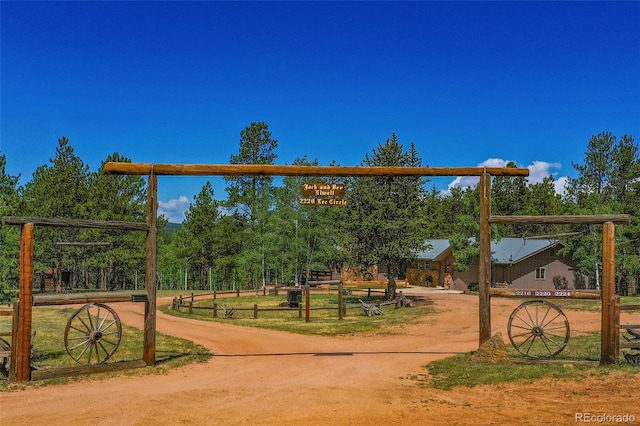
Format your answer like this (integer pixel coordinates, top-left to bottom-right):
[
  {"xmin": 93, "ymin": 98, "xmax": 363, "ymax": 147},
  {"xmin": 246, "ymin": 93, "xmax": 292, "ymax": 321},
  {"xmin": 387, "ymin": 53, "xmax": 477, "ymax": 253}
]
[
  {"xmin": 1, "ymin": 216, "xmax": 149, "ymax": 231},
  {"xmin": 33, "ymin": 292, "xmax": 147, "ymax": 306},
  {"xmin": 55, "ymin": 242, "xmax": 112, "ymax": 247},
  {"xmin": 31, "ymin": 360, "xmax": 148, "ymax": 381},
  {"xmin": 307, "ymin": 280, "xmax": 342, "ymax": 286},
  {"xmin": 620, "ymin": 305, "xmax": 640, "ymax": 311},
  {"xmin": 104, "ymin": 162, "xmax": 530, "ymax": 177},
  {"xmin": 489, "ymin": 215, "xmax": 631, "ymax": 225},
  {"xmin": 490, "ymin": 288, "xmax": 601, "ymax": 299}
]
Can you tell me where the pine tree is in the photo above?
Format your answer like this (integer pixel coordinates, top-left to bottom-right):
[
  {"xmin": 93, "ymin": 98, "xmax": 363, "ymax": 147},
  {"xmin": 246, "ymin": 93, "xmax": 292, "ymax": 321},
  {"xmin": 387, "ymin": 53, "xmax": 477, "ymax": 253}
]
[
  {"xmin": 224, "ymin": 122, "xmax": 278, "ymax": 288},
  {"xmin": 342, "ymin": 134, "xmax": 427, "ymax": 297}
]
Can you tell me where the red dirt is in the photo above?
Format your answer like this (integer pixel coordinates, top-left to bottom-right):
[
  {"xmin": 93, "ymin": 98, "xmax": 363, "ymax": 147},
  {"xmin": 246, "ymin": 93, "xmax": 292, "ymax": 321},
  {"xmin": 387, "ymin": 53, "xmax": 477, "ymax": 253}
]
[{"xmin": 1, "ymin": 289, "xmax": 638, "ymax": 425}]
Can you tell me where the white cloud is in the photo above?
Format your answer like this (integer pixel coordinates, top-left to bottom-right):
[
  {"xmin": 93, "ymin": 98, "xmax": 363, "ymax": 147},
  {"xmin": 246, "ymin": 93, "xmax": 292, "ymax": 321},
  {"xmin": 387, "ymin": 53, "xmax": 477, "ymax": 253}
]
[
  {"xmin": 445, "ymin": 158, "xmax": 569, "ymax": 195},
  {"xmin": 158, "ymin": 196, "xmax": 190, "ymax": 223},
  {"xmin": 554, "ymin": 176, "xmax": 570, "ymax": 196},
  {"xmin": 446, "ymin": 158, "xmax": 507, "ymax": 193},
  {"xmin": 527, "ymin": 160, "xmax": 561, "ymax": 184}
]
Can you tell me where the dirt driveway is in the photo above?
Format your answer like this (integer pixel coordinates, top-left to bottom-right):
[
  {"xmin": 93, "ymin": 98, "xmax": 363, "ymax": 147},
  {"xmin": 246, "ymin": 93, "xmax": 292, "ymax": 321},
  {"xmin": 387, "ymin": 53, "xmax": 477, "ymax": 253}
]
[{"xmin": 1, "ymin": 289, "xmax": 638, "ymax": 425}]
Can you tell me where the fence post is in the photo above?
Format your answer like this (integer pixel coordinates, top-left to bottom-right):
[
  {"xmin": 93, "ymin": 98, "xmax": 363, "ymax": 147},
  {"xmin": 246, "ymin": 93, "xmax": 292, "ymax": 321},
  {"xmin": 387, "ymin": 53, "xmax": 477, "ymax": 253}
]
[
  {"xmin": 338, "ymin": 281, "xmax": 343, "ymax": 321},
  {"xmin": 614, "ymin": 296, "xmax": 621, "ymax": 362},
  {"xmin": 236, "ymin": 288, "xmax": 240, "ymax": 298},
  {"xmin": 188, "ymin": 301, "xmax": 193, "ymax": 315},
  {"xmin": 601, "ymin": 221, "xmax": 617, "ymax": 365},
  {"xmin": 16, "ymin": 222, "xmax": 34, "ymax": 382},
  {"xmin": 213, "ymin": 303, "xmax": 217, "ymax": 318},
  {"xmin": 254, "ymin": 304, "xmax": 258, "ymax": 319},
  {"xmin": 305, "ymin": 287, "xmax": 310, "ymax": 323},
  {"xmin": 9, "ymin": 302, "xmax": 19, "ymax": 382}
]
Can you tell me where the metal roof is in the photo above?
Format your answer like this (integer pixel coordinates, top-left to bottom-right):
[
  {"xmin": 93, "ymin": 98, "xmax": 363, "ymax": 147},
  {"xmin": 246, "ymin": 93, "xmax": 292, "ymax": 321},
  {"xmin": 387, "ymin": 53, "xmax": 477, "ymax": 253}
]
[
  {"xmin": 418, "ymin": 238, "xmax": 564, "ymax": 264},
  {"xmin": 415, "ymin": 240, "xmax": 452, "ymax": 261}
]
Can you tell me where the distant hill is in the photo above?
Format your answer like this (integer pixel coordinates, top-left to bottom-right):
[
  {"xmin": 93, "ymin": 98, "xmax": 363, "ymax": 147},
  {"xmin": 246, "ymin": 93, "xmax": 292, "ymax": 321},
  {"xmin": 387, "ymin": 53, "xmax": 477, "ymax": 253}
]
[{"xmin": 165, "ymin": 222, "xmax": 183, "ymax": 234}]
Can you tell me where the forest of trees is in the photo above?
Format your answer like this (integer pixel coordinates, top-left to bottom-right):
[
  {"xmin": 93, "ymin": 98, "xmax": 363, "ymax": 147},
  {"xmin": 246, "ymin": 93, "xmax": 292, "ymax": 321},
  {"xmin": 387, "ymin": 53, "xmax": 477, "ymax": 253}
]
[{"xmin": 1, "ymin": 125, "xmax": 638, "ymax": 302}]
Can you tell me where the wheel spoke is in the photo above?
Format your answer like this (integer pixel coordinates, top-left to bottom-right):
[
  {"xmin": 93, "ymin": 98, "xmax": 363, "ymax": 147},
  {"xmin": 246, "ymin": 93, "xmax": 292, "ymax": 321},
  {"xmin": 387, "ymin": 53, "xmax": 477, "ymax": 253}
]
[
  {"xmin": 520, "ymin": 307, "xmax": 537, "ymax": 328},
  {"xmin": 523, "ymin": 335, "xmax": 538, "ymax": 356},
  {"xmin": 511, "ymin": 330, "xmax": 536, "ymax": 339},
  {"xmin": 540, "ymin": 334, "xmax": 564, "ymax": 349},
  {"xmin": 543, "ymin": 331, "xmax": 568, "ymax": 341},
  {"xmin": 540, "ymin": 311, "xmax": 563, "ymax": 329},
  {"xmin": 86, "ymin": 306, "xmax": 96, "ymax": 332},
  {"xmin": 73, "ymin": 340, "xmax": 92, "ymax": 360},
  {"xmin": 98, "ymin": 319, "xmax": 119, "ymax": 334},
  {"xmin": 66, "ymin": 335, "xmax": 90, "ymax": 342},
  {"xmin": 538, "ymin": 333, "xmax": 555, "ymax": 355},
  {"xmin": 74, "ymin": 314, "xmax": 93, "ymax": 333},
  {"xmin": 68, "ymin": 339, "xmax": 92, "ymax": 352}
]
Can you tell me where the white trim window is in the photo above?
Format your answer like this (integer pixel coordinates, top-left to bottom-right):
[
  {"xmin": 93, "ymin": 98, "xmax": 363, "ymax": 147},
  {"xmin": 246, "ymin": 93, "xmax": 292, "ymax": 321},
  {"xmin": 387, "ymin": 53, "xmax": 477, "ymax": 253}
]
[{"xmin": 535, "ymin": 267, "xmax": 546, "ymax": 280}]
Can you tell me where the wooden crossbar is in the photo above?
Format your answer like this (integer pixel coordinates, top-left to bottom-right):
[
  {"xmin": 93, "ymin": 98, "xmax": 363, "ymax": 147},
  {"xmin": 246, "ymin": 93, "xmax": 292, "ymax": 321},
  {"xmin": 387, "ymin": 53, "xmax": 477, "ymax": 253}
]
[
  {"xmin": 620, "ymin": 304, "xmax": 640, "ymax": 311},
  {"xmin": 1, "ymin": 216, "xmax": 149, "ymax": 231},
  {"xmin": 33, "ymin": 292, "xmax": 147, "ymax": 306},
  {"xmin": 489, "ymin": 215, "xmax": 631, "ymax": 225},
  {"xmin": 104, "ymin": 162, "xmax": 530, "ymax": 177}
]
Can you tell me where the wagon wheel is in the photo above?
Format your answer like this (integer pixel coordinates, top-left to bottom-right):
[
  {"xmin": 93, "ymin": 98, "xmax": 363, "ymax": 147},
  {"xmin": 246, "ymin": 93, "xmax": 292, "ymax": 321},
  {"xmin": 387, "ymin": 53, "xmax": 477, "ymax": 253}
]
[
  {"xmin": 507, "ymin": 300, "xmax": 570, "ymax": 359},
  {"xmin": 64, "ymin": 303, "xmax": 122, "ymax": 365},
  {"xmin": 0, "ymin": 337, "xmax": 10, "ymax": 377}
]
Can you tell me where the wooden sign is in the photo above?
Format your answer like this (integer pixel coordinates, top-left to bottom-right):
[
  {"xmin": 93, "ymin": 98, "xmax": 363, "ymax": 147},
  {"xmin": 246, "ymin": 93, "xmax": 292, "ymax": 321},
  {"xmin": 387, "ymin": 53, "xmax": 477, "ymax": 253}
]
[
  {"xmin": 298, "ymin": 198, "xmax": 348, "ymax": 206},
  {"xmin": 301, "ymin": 183, "xmax": 346, "ymax": 197}
]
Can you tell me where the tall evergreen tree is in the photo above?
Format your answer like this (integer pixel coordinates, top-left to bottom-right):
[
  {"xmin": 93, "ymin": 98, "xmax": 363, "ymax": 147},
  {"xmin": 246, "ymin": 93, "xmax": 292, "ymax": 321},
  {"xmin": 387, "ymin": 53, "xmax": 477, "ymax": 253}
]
[
  {"xmin": 175, "ymin": 181, "xmax": 221, "ymax": 289},
  {"xmin": 563, "ymin": 132, "xmax": 639, "ymax": 293},
  {"xmin": 0, "ymin": 154, "xmax": 22, "ymax": 300},
  {"xmin": 342, "ymin": 134, "xmax": 427, "ymax": 297},
  {"xmin": 22, "ymin": 137, "xmax": 90, "ymax": 286},
  {"xmin": 491, "ymin": 161, "xmax": 529, "ymax": 237},
  {"xmin": 85, "ymin": 153, "xmax": 147, "ymax": 290},
  {"xmin": 225, "ymin": 122, "xmax": 277, "ymax": 222},
  {"xmin": 446, "ymin": 185, "xmax": 481, "ymax": 273},
  {"xmin": 224, "ymin": 122, "xmax": 278, "ymax": 288},
  {"xmin": 271, "ymin": 157, "xmax": 345, "ymax": 284}
]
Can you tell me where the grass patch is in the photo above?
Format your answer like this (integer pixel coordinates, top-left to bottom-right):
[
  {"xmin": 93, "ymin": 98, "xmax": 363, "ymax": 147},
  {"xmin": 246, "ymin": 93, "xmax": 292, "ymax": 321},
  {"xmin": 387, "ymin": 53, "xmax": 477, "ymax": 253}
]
[
  {"xmin": 533, "ymin": 296, "xmax": 640, "ymax": 313},
  {"xmin": 0, "ymin": 307, "xmax": 210, "ymax": 391},
  {"xmin": 425, "ymin": 353, "xmax": 575, "ymax": 389},
  {"xmin": 422, "ymin": 332, "xmax": 639, "ymax": 390},
  {"xmin": 161, "ymin": 294, "xmax": 436, "ymax": 336}
]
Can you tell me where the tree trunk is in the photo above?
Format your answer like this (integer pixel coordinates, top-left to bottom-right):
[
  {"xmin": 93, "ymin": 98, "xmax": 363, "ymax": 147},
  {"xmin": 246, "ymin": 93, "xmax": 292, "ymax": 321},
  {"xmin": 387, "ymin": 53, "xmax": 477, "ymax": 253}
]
[
  {"xmin": 629, "ymin": 273, "xmax": 639, "ymax": 296},
  {"xmin": 199, "ymin": 266, "xmax": 206, "ymax": 290},
  {"xmin": 247, "ymin": 265, "xmax": 254, "ymax": 289},
  {"xmin": 386, "ymin": 261, "xmax": 396, "ymax": 299}
]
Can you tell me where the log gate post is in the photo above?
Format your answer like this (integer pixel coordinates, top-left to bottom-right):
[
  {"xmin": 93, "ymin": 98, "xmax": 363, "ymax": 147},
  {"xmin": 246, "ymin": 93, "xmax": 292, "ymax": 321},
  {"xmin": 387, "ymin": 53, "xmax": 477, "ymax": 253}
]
[
  {"xmin": 16, "ymin": 223, "xmax": 34, "ymax": 382},
  {"xmin": 478, "ymin": 171, "xmax": 492, "ymax": 346},
  {"xmin": 144, "ymin": 173, "xmax": 158, "ymax": 366},
  {"xmin": 601, "ymin": 221, "xmax": 616, "ymax": 365}
]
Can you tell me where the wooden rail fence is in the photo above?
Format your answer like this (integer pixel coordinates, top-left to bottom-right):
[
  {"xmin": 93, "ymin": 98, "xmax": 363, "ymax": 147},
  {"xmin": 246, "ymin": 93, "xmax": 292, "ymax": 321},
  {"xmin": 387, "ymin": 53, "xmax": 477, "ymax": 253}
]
[
  {"xmin": 175, "ymin": 300, "xmax": 353, "ymax": 320},
  {"xmin": 615, "ymin": 298, "xmax": 640, "ymax": 360}
]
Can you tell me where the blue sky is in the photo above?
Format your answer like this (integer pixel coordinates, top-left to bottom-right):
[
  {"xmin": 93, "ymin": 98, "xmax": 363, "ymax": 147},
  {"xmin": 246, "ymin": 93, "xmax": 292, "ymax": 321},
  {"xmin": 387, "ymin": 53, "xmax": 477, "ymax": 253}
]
[{"xmin": 2, "ymin": 1, "xmax": 639, "ymax": 222}]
